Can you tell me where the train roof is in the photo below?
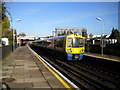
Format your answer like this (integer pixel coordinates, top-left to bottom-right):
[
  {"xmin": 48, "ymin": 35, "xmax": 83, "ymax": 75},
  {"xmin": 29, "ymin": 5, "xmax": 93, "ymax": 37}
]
[
  {"xmin": 34, "ymin": 34, "xmax": 83, "ymax": 42},
  {"xmin": 35, "ymin": 35, "xmax": 66, "ymax": 42}
]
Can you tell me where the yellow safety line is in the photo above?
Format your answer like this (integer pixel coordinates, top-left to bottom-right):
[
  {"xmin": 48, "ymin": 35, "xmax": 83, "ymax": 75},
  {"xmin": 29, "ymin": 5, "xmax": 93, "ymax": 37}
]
[
  {"xmin": 27, "ymin": 45, "xmax": 71, "ymax": 89},
  {"xmin": 84, "ymin": 54, "xmax": 118, "ymax": 61}
]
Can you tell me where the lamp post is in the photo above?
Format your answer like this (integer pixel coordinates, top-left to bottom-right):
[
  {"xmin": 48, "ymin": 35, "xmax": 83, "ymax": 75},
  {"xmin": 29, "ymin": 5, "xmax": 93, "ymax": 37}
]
[
  {"xmin": 12, "ymin": 29, "xmax": 15, "ymax": 52},
  {"xmin": 12, "ymin": 19, "xmax": 22, "ymax": 51},
  {"xmin": 16, "ymin": 19, "xmax": 22, "ymax": 46},
  {"xmin": 96, "ymin": 17, "xmax": 104, "ymax": 55},
  {"xmin": 16, "ymin": 19, "xmax": 22, "ymax": 36}
]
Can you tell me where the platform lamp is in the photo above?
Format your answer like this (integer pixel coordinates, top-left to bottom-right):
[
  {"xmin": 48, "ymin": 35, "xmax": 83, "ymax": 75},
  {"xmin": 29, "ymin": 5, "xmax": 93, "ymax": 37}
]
[{"xmin": 96, "ymin": 17, "xmax": 104, "ymax": 56}]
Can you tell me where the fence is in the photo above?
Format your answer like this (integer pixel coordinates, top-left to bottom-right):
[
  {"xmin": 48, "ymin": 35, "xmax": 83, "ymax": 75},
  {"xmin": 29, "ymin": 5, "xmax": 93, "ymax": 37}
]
[
  {"xmin": 0, "ymin": 44, "xmax": 19, "ymax": 59},
  {"xmin": 85, "ymin": 43, "xmax": 120, "ymax": 57}
]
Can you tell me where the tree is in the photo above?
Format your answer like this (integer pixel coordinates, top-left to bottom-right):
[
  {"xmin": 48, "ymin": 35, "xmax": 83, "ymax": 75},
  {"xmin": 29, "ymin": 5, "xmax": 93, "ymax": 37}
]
[
  {"xmin": 2, "ymin": 2, "xmax": 12, "ymax": 21},
  {"xmin": 103, "ymin": 35, "xmax": 107, "ymax": 39},
  {"xmin": 108, "ymin": 28, "xmax": 120, "ymax": 43},
  {"xmin": 1, "ymin": 2, "xmax": 13, "ymax": 45},
  {"xmin": 18, "ymin": 32, "xmax": 26, "ymax": 37},
  {"xmin": 0, "ymin": 1, "xmax": 2, "ymax": 23},
  {"xmin": 66, "ymin": 30, "xmax": 73, "ymax": 35},
  {"xmin": 62, "ymin": 31, "xmax": 67, "ymax": 35},
  {"xmin": 2, "ymin": 16, "xmax": 10, "ymax": 37},
  {"xmin": 108, "ymin": 28, "xmax": 120, "ymax": 39},
  {"xmin": 82, "ymin": 29, "xmax": 87, "ymax": 38},
  {"xmin": 0, "ymin": 1, "xmax": 2, "ymax": 38},
  {"xmin": 89, "ymin": 33, "xmax": 93, "ymax": 39}
]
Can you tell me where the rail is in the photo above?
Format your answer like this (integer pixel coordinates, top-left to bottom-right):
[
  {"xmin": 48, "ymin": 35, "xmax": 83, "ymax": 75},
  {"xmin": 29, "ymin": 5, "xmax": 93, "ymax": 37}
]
[{"xmin": 30, "ymin": 45, "xmax": 120, "ymax": 89}]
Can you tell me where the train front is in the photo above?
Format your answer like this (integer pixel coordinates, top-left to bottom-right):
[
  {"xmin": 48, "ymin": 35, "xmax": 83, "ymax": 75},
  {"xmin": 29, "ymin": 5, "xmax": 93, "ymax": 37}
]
[{"xmin": 66, "ymin": 34, "xmax": 85, "ymax": 60}]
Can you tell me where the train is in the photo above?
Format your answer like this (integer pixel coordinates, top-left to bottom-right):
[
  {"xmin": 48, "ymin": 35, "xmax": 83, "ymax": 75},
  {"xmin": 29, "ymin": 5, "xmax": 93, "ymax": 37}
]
[{"xmin": 31, "ymin": 34, "xmax": 85, "ymax": 60}]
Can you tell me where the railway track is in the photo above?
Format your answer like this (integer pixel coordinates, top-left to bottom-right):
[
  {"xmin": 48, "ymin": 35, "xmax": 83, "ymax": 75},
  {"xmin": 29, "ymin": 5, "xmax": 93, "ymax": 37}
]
[{"xmin": 30, "ymin": 45, "xmax": 120, "ymax": 89}]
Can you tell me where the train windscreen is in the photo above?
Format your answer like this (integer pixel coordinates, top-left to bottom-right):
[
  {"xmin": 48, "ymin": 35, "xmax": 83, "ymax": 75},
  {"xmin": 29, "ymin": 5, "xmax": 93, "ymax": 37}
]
[{"xmin": 67, "ymin": 38, "xmax": 84, "ymax": 47}]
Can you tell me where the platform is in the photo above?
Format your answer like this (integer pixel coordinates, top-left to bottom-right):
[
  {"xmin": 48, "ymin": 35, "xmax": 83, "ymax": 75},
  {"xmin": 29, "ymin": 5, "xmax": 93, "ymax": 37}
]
[
  {"xmin": 84, "ymin": 52, "xmax": 120, "ymax": 62},
  {"xmin": 1, "ymin": 46, "xmax": 71, "ymax": 89}
]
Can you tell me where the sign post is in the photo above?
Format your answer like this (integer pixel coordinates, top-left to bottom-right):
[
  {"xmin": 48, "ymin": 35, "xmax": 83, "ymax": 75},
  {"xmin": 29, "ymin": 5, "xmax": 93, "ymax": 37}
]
[{"xmin": 100, "ymin": 39, "xmax": 106, "ymax": 55}]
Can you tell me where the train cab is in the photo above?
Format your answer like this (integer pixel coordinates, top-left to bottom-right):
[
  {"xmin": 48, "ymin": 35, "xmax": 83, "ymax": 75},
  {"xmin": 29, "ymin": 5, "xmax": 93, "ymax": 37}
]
[{"xmin": 66, "ymin": 34, "xmax": 85, "ymax": 60}]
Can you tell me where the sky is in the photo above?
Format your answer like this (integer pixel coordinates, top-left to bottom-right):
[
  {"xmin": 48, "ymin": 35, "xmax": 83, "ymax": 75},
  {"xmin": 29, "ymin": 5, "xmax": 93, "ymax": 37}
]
[{"xmin": 6, "ymin": 2, "xmax": 118, "ymax": 37}]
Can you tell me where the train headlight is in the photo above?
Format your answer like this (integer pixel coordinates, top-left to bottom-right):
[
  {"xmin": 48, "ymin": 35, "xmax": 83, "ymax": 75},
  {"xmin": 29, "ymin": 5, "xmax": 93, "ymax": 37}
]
[
  {"xmin": 67, "ymin": 49, "xmax": 72, "ymax": 52},
  {"xmin": 80, "ymin": 49, "xmax": 84, "ymax": 52}
]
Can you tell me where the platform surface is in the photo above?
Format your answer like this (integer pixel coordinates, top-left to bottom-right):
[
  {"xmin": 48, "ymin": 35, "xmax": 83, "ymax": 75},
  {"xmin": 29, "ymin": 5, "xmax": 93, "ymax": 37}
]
[
  {"xmin": 2, "ymin": 46, "xmax": 69, "ymax": 89},
  {"xmin": 84, "ymin": 52, "xmax": 120, "ymax": 62}
]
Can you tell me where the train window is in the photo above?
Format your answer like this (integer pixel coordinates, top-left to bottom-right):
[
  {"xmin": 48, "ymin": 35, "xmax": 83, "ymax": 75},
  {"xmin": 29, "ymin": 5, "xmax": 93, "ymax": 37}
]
[
  {"xmin": 67, "ymin": 38, "xmax": 73, "ymax": 47},
  {"xmin": 37, "ymin": 42, "xmax": 42, "ymax": 46},
  {"xmin": 46, "ymin": 40, "xmax": 51, "ymax": 46},
  {"xmin": 57, "ymin": 38, "xmax": 64, "ymax": 48},
  {"xmin": 42, "ymin": 40, "xmax": 50, "ymax": 47},
  {"xmin": 67, "ymin": 38, "xmax": 84, "ymax": 47},
  {"xmin": 54, "ymin": 38, "xmax": 64, "ymax": 48},
  {"xmin": 73, "ymin": 38, "xmax": 84, "ymax": 47},
  {"xmin": 54, "ymin": 39, "xmax": 57, "ymax": 47}
]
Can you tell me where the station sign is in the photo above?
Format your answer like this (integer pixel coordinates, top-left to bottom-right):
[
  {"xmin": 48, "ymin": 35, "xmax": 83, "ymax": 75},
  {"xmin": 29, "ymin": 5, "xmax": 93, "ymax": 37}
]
[{"xmin": 100, "ymin": 39, "xmax": 106, "ymax": 47}]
